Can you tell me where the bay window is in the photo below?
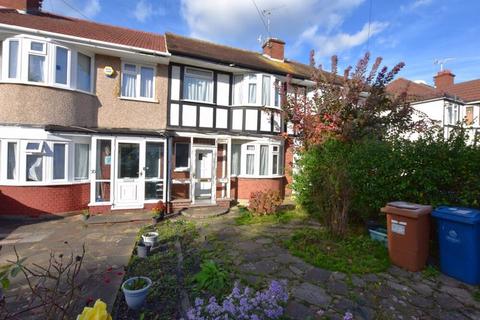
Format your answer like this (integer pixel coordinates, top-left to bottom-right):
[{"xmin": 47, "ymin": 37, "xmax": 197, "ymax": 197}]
[
  {"xmin": 53, "ymin": 143, "xmax": 67, "ymax": 180},
  {"xmin": 183, "ymin": 67, "xmax": 213, "ymax": 102},
  {"xmin": 247, "ymin": 75, "xmax": 257, "ymax": 104},
  {"xmin": 7, "ymin": 142, "xmax": 17, "ymax": 180},
  {"xmin": 272, "ymin": 146, "xmax": 280, "ymax": 175},
  {"xmin": 233, "ymin": 74, "xmax": 243, "ymax": 105},
  {"xmin": 259, "ymin": 145, "xmax": 269, "ymax": 175},
  {"xmin": 121, "ymin": 62, "xmax": 155, "ymax": 100},
  {"xmin": 236, "ymin": 142, "xmax": 283, "ymax": 177},
  {"xmin": 2, "ymin": 36, "xmax": 94, "ymax": 93},
  {"xmin": 245, "ymin": 145, "xmax": 255, "ymax": 175}
]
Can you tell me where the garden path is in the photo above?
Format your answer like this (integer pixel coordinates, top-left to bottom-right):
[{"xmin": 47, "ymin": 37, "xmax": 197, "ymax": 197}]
[{"xmin": 191, "ymin": 208, "xmax": 480, "ymax": 320}]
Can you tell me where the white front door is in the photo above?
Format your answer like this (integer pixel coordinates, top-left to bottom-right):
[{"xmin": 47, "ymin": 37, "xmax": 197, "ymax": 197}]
[
  {"xmin": 114, "ymin": 140, "xmax": 144, "ymax": 208},
  {"xmin": 192, "ymin": 148, "xmax": 215, "ymax": 204}
]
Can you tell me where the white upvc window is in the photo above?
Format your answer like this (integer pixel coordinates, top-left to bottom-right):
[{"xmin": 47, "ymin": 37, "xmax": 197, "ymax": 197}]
[
  {"xmin": 24, "ymin": 140, "xmax": 45, "ymax": 182},
  {"xmin": 6, "ymin": 141, "xmax": 18, "ymax": 180},
  {"xmin": 27, "ymin": 40, "xmax": 47, "ymax": 83},
  {"xmin": 238, "ymin": 142, "xmax": 283, "ymax": 177},
  {"xmin": 76, "ymin": 52, "xmax": 93, "ymax": 93},
  {"xmin": 74, "ymin": 143, "xmax": 90, "ymax": 181},
  {"xmin": 121, "ymin": 62, "xmax": 155, "ymax": 100},
  {"xmin": 262, "ymin": 75, "xmax": 271, "ymax": 106},
  {"xmin": 183, "ymin": 67, "xmax": 213, "ymax": 103},
  {"xmin": 54, "ymin": 46, "xmax": 70, "ymax": 87},
  {"xmin": 274, "ymin": 80, "xmax": 281, "ymax": 107},
  {"xmin": 6, "ymin": 39, "xmax": 20, "ymax": 80},
  {"xmin": 53, "ymin": 143, "xmax": 67, "ymax": 181},
  {"xmin": 247, "ymin": 74, "xmax": 257, "ymax": 104},
  {"xmin": 446, "ymin": 103, "xmax": 459, "ymax": 125},
  {"xmin": 230, "ymin": 143, "xmax": 241, "ymax": 176},
  {"xmin": 233, "ymin": 74, "xmax": 243, "ymax": 105}
]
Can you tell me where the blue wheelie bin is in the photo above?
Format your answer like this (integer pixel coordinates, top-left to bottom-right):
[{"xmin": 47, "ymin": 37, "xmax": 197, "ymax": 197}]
[{"xmin": 432, "ymin": 206, "xmax": 480, "ymax": 285}]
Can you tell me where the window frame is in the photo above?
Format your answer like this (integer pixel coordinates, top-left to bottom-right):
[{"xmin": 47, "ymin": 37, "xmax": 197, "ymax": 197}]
[
  {"xmin": 75, "ymin": 51, "xmax": 94, "ymax": 94},
  {"xmin": 261, "ymin": 75, "xmax": 271, "ymax": 106},
  {"xmin": 182, "ymin": 66, "xmax": 214, "ymax": 103},
  {"xmin": 237, "ymin": 142, "xmax": 284, "ymax": 177},
  {"xmin": 74, "ymin": 143, "xmax": 90, "ymax": 181},
  {"xmin": 52, "ymin": 142, "xmax": 68, "ymax": 181},
  {"xmin": 174, "ymin": 142, "xmax": 190, "ymax": 171},
  {"xmin": 26, "ymin": 39, "xmax": 47, "ymax": 84},
  {"xmin": 54, "ymin": 45, "xmax": 71, "ymax": 88},
  {"xmin": 120, "ymin": 61, "xmax": 156, "ymax": 101}
]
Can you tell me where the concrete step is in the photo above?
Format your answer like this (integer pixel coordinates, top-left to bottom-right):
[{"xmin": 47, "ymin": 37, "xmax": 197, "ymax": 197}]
[{"xmin": 180, "ymin": 206, "xmax": 229, "ymax": 219}]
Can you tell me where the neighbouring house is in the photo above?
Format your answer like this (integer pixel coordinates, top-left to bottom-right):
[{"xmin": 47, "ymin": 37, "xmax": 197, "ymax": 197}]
[
  {"xmin": 387, "ymin": 70, "xmax": 480, "ymax": 142},
  {"xmin": 0, "ymin": 0, "xmax": 313, "ymax": 217}
]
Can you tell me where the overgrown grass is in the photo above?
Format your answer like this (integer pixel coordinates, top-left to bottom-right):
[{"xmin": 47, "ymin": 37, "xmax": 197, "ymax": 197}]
[
  {"xmin": 284, "ymin": 228, "xmax": 390, "ymax": 274},
  {"xmin": 422, "ymin": 265, "xmax": 440, "ymax": 279},
  {"xmin": 234, "ymin": 206, "xmax": 308, "ymax": 225}
]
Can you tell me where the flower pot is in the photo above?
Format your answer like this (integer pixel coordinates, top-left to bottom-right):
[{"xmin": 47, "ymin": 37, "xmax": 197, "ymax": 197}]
[
  {"xmin": 121, "ymin": 276, "xmax": 152, "ymax": 310},
  {"xmin": 142, "ymin": 232, "xmax": 159, "ymax": 246},
  {"xmin": 137, "ymin": 243, "xmax": 150, "ymax": 258}
]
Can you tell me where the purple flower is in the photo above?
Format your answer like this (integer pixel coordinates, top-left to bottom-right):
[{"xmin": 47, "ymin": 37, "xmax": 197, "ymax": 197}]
[{"xmin": 344, "ymin": 312, "xmax": 354, "ymax": 320}]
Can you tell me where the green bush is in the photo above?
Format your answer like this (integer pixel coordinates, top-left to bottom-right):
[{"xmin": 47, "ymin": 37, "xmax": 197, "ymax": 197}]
[{"xmin": 294, "ymin": 128, "xmax": 480, "ymax": 226}]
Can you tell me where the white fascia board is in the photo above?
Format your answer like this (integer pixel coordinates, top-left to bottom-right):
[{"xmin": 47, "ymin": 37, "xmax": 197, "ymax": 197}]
[
  {"xmin": 173, "ymin": 131, "xmax": 282, "ymax": 142},
  {"xmin": 0, "ymin": 23, "xmax": 171, "ymax": 64},
  {"xmin": 410, "ymin": 97, "xmax": 463, "ymax": 106}
]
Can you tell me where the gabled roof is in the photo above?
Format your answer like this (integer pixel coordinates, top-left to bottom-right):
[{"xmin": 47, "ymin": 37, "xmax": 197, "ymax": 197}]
[
  {"xmin": 0, "ymin": 8, "xmax": 167, "ymax": 53},
  {"xmin": 444, "ymin": 79, "xmax": 480, "ymax": 102},
  {"xmin": 387, "ymin": 77, "xmax": 480, "ymax": 104},
  {"xmin": 165, "ymin": 32, "xmax": 314, "ymax": 79}
]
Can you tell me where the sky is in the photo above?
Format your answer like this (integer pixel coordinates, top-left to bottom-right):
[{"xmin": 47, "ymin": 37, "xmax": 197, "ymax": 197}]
[{"xmin": 41, "ymin": 0, "xmax": 480, "ymax": 85}]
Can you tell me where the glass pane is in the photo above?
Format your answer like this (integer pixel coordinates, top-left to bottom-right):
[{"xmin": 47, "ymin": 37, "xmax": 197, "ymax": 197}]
[
  {"xmin": 231, "ymin": 144, "xmax": 241, "ymax": 175},
  {"xmin": 96, "ymin": 140, "xmax": 111, "ymax": 180},
  {"xmin": 183, "ymin": 75, "xmax": 213, "ymax": 102},
  {"xmin": 140, "ymin": 67, "xmax": 154, "ymax": 98},
  {"xmin": 175, "ymin": 143, "xmax": 189, "ymax": 168},
  {"xmin": 26, "ymin": 154, "xmax": 43, "ymax": 181},
  {"xmin": 262, "ymin": 75, "xmax": 271, "ymax": 105},
  {"xmin": 118, "ymin": 143, "xmax": 139, "ymax": 178},
  {"xmin": 246, "ymin": 154, "xmax": 255, "ymax": 175},
  {"xmin": 26, "ymin": 142, "xmax": 40, "ymax": 150},
  {"xmin": 145, "ymin": 181, "xmax": 163, "ymax": 200},
  {"xmin": 247, "ymin": 145, "xmax": 255, "ymax": 151},
  {"xmin": 74, "ymin": 144, "xmax": 89, "ymax": 180},
  {"xmin": 53, "ymin": 144, "xmax": 66, "ymax": 180},
  {"xmin": 77, "ymin": 53, "xmax": 91, "ymax": 92},
  {"xmin": 8, "ymin": 40, "xmax": 18, "ymax": 78},
  {"xmin": 146, "ymin": 142, "xmax": 163, "ymax": 178},
  {"xmin": 272, "ymin": 154, "xmax": 278, "ymax": 175},
  {"xmin": 233, "ymin": 75, "xmax": 243, "ymax": 105},
  {"xmin": 30, "ymin": 41, "xmax": 44, "ymax": 52},
  {"xmin": 28, "ymin": 55, "xmax": 45, "ymax": 82},
  {"xmin": 248, "ymin": 83, "xmax": 256, "ymax": 103},
  {"xmin": 95, "ymin": 182, "xmax": 110, "ymax": 202},
  {"xmin": 260, "ymin": 145, "xmax": 268, "ymax": 175},
  {"xmin": 124, "ymin": 64, "xmax": 136, "ymax": 73},
  {"xmin": 121, "ymin": 73, "xmax": 136, "ymax": 97},
  {"xmin": 55, "ymin": 47, "xmax": 68, "ymax": 85},
  {"xmin": 7, "ymin": 142, "xmax": 17, "ymax": 180}
]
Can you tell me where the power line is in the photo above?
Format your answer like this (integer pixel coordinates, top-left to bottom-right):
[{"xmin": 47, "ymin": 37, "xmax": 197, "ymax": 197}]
[
  {"xmin": 366, "ymin": 0, "xmax": 373, "ymax": 51},
  {"xmin": 250, "ymin": 0, "xmax": 270, "ymax": 37},
  {"xmin": 60, "ymin": 0, "xmax": 89, "ymax": 20}
]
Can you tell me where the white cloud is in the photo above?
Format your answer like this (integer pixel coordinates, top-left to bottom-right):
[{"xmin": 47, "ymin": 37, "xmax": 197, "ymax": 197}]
[
  {"xmin": 401, "ymin": 0, "xmax": 433, "ymax": 12},
  {"xmin": 180, "ymin": 0, "xmax": 366, "ymax": 49},
  {"xmin": 42, "ymin": 0, "xmax": 101, "ymax": 18},
  {"xmin": 132, "ymin": 0, "xmax": 166, "ymax": 23},
  {"xmin": 300, "ymin": 21, "xmax": 389, "ymax": 57}
]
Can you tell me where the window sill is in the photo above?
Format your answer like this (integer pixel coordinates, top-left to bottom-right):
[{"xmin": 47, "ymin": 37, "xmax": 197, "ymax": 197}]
[
  {"xmin": 0, "ymin": 180, "xmax": 90, "ymax": 187},
  {"xmin": 181, "ymin": 99, "xmax": 215, "ymax": 105},
  {"xmin": 0, "ymin": 80, "xmax": 95, "ymax": 96},
  {"xmin": 119, "ymin": 96, "xmax": 158, "ymax": 104},
  {"xmin": 233, "ymin": 175, "xmax": 285, "ymax": 179},
  {"xmin": 174, "ymin": 167, "xmax": 190, "ymax": 172}
]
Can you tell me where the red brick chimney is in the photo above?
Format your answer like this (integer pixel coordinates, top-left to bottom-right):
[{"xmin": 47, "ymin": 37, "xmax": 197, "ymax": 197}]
[
  {"xmin": 0, "ymin": 0, "xmax": 43, "ymax": 13},
  {"xmin": 262, "ymin": 38, "xmax": 285, "ymax": 61},
  {"xmin": 434, "ymin": 70, "xmax": 455, "ymax": 91}
]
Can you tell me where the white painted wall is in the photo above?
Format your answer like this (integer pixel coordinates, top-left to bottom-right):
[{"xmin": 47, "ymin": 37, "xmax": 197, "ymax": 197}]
[{"xmin": 216, "ymin": 73, "xmax": 230, "ymax": 106}]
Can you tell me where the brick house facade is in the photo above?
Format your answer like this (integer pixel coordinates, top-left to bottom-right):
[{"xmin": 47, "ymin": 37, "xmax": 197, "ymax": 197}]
[{"xmin": 0, "ymin": 1, "xmax": 309, "ymax": 217}]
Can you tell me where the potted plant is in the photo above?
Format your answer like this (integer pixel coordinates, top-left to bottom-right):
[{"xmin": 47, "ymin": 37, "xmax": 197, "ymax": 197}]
[
  {"xmin": 136, "ymin": 241, "xmax": 150, "ymax": 258},
  {"xmin": 81, "ymin": 210, "xmax": 90, "ymax": 222},
  {"xmin": 151, "ymin": 202, "xmax": 166, "ymax": 225},
  {"xmin": 142, "ymin": 231, "xmax": 159, "ymax": 246},
  {"xmin": 121, "ymin": 276, "xmax": 152, "ymax": 310}
]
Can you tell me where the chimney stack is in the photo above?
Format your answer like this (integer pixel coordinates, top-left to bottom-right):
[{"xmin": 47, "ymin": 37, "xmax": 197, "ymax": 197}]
[
  {"xmin": 262, "ymin": 38, "xmax": 285, "ymax": 61},
  {"xmin": 0, "ymin": 0, "xmax": 43, "ymax": 13},
  {"xmin": 434, "ymin": 70, "xmax": 455, "ymax": 91}
]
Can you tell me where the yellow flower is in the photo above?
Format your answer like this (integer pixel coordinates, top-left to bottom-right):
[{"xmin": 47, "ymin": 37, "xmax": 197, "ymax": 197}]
[{"xmin": 77, "ymin": 299, "xmax": 112, "ymax": 320}]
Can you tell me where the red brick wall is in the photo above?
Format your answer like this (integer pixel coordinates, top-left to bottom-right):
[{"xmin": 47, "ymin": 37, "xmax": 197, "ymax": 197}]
[
  {"xmin": 0, "ymin": 183, "xmax": 90, "ymax": 217},
  {"xmin": 230, "ymin": 177, "xmax": 285, "ymax": 200}
]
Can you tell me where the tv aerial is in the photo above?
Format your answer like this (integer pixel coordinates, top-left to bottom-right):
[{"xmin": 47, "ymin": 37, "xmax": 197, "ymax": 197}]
[{"xmin": 434, "ymin": 58, "xmax": 455, "ymax": 71}]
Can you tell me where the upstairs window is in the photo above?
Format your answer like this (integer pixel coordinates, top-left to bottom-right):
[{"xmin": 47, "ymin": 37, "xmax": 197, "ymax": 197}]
[
  {"xmin": 247, "ymin": 74, "xmax": 257, "ymax": 104},
  {"xmin": 77, "ymin": 53, "xmax": 92, "ymax": 92},
  {"xmin": 28, "ymin": 41, "xmax": 46, "ymax": 83},
  {"xmin": 183, "ymin": 67, "xmax": 213, "ymax": 103},
  {"xmin": 8, "ymin": 40, "xmax": 19, "ymax": 79},
  {"xmin": 233, "ymin": 74, "xmax": 243, "ymax": 105},
  {"xmin": 55, "ymin": 46, "xmax": 69, "ymax": 85},
  {"xmin": 121, "ymin": 63, "xmax": 155, "ymax": 100},
  {"xmin": 262, "ymin": 75, "xmax": 271, "ymax": 106}
]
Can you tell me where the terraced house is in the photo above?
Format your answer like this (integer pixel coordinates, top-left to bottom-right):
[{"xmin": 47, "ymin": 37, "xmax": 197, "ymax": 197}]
[{"xmin": 0, "ymin": 0, "xmax": 313, "ymax": 217}]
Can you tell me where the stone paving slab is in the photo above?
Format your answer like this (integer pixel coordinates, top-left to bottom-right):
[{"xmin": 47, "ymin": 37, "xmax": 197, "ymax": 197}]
[
  {"xmin": 0, "ymin": 212, "xmax": 148, "ymax": 318},
  {"xmin": 191, "ymin": 210, "xmax": 480, "ymax": 320}
]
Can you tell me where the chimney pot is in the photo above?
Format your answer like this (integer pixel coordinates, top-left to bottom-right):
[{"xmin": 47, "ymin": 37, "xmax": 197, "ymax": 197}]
[
  {"xmin": 262, "ymin": 38, "xmax": 285, "ymax": 61},
  {"xmin": 434, "ymin": 69, "xmax": 455, "ymax": 91},
  {"xmin": 0, "ymin": 0, "xmax": 43, "ymax": 13}
]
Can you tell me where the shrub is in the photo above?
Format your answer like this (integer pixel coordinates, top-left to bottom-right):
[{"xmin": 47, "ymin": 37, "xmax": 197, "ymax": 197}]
[
  {"xmin": 187, "ymin": 280, "xmax": 288, "ymax": 320},
  {"xmin": 294, "ymin": 128, "xmax": 480, "ymax": 229},
  {"xmin": 193, "ymin": 260, "xmax": 229, "ymax": 297},
  {"xmin": 248, "ymin": 190, "xmax": 283, "ymax": 215}
]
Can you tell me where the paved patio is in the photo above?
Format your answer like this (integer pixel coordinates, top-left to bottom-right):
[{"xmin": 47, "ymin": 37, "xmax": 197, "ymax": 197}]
[
  {"xmin": 192, "ymin": 210, "xmax": 480, "ymax": 320},
  {"xmin": 0, "ymin": 212, "xmax": 150, "ymax": 318}
]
